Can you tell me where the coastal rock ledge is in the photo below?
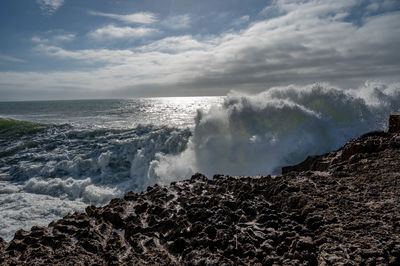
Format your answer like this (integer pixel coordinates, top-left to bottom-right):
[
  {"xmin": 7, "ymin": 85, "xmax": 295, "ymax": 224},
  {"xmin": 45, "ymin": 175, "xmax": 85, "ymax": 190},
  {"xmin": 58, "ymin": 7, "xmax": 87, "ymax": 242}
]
[{"xmin": 1, "ymin": 131, "xmax": 400, "ymax": 265}]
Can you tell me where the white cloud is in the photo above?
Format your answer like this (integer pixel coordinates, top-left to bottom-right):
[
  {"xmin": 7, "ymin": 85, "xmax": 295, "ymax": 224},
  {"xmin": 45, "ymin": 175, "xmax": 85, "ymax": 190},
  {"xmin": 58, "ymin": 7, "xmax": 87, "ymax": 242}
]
[
  {"xmin": 89, "ymin": 11, "xmax": 158, "ymax": 24},
  {"xmin": 0, "ymin": 55, "xmax": 26, "ymax": 64},
  {"xmin": 2, "ymin": 0, "xmax": 400, "ymax": 99},
  {"xmin": 137, "ymin": 35, "xmax": 213, "ymax": 53},
  {"xmin": 36, "ymin": 0, "xmax": 64, "ymax": 14},
  {"xmin": 233, "ymin": 15, "xmax": 250, "ymax": 26},
  {"xmin": 34, "ymin": 44, "xmax": 134, "ymax": 64},
  {"xmin": 32, "ymin": 36, "xmax": 48, "ymax": 43},
  {"xmin": 32, "ymin": 33, "xmax": 75, "ymax": 44},
  {"xmin": 260, "ymin": 5, "xmax": 276, "ymax": 15},
  {"xmin": 88, "ymin": 25, "xmax": 158, "ymax": 40},
  {"xmin": 53, "ymin": 33, "xmax": 76, "ymax": 42},
  {"xmin": 162, "ymin": 14, "xmax": 191, "ymax": 30}
]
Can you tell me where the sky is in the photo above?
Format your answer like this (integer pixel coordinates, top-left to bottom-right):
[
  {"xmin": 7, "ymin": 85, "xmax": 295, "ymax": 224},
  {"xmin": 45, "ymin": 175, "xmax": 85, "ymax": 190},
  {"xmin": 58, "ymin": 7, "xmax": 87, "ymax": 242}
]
[{"xmin": 0, "ymin": 0, "xmax": 399, "ymax": 101}]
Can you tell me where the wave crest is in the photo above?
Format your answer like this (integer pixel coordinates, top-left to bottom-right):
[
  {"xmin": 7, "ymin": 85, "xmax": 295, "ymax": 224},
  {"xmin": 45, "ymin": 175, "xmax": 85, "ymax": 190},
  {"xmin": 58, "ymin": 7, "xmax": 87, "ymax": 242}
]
[{"xmin": 154, "ymin": 81, "xmax": 400, "ymax": 181}]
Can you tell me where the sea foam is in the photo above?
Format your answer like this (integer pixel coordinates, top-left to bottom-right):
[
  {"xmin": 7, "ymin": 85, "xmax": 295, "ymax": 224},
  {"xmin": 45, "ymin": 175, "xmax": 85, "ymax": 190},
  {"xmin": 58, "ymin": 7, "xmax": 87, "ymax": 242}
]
[
  {"xmin": 0, "ymin": 81, "xmax": 399, "ymax": 241},
  {"xmin": 153, "ymin": 81, "xmax": 400, "ymax": 182}
]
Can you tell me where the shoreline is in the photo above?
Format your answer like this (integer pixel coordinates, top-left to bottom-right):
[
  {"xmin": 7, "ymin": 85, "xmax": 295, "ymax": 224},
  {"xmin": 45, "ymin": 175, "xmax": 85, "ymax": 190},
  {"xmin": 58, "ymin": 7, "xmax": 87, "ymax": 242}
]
[{"xmin": 0, "ymin": 128, "xmax": 399, "ymax": 264}]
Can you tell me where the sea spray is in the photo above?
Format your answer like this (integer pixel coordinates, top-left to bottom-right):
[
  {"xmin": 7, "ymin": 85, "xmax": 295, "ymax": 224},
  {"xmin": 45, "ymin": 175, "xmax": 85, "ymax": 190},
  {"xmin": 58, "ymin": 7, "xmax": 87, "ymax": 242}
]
[
  {"xmin": 0, "ymin": 82, "xmax": 399, "ymax": 241},
  {"xmin": 153, "ymin": 81, "xmax": 400, "ymax": 181}
]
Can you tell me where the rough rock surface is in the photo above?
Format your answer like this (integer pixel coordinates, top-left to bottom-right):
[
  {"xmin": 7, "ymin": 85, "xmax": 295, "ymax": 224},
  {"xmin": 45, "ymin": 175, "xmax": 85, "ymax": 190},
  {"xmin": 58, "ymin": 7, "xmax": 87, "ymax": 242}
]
[
  {"xmin": 1, "ymin": 131, "xmax": 400, "ymax": 265},
  {"xmin": 389, "ymin": 114, "xmax": 400, "ymax": 133}
]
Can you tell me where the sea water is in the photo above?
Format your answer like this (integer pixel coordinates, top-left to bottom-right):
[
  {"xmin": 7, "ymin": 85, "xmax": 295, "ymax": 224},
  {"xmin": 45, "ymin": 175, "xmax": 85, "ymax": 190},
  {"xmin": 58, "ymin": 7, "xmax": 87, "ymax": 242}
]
[{"xmin": 0, "ymin": 81, "xmax": 399, "ymax": 240}]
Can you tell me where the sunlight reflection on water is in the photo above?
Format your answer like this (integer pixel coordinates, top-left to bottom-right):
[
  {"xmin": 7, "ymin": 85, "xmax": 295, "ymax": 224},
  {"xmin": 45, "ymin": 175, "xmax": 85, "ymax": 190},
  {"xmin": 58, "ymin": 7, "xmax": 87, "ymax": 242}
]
[{"xmin": 0, "ymin": 96, "xmax": 223, "ymax": 129}]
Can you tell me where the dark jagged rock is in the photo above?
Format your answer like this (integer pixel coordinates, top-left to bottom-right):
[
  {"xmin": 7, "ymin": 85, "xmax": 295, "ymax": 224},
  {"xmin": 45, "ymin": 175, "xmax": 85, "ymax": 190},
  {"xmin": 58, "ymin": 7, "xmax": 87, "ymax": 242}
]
[
  {"xmin": 389, "ymin": 113, "xmax": 400, "ymax": 133},
  {"xmin": 0, "ymin": 237, "xmax": 7, "ymax": 253},
  {"xmin": 1, "ymin": 131, "xmax": 400, "ymax": 265}
]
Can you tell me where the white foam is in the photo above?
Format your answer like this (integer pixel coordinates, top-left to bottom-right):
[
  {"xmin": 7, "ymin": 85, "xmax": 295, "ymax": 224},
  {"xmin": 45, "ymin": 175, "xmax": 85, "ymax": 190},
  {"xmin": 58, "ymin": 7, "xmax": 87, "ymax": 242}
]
[
  {"xmin": 82, "ymin": 184, "xmax": 119, "ymax": 205},
  {"xmin": 0, "ymin": 99, "xmax": 210, "ymax": 241},
  {"xmin": 1, "ymin": 83, "xmax": 399, "ymax": 241},
  {"xmin": 23, "ymin": 177, "xmax": 92, "ymax": 200},
  {"xmin": 97, "ymin": 151, "xmax": 111, "ymax": 169},
  {"xmin": 154, "ymin": 82, "xmax": 400, "ymax": 181},
  {"xmin": 0, "ymin": 192, "xmax": 86, "ymax": 241}
]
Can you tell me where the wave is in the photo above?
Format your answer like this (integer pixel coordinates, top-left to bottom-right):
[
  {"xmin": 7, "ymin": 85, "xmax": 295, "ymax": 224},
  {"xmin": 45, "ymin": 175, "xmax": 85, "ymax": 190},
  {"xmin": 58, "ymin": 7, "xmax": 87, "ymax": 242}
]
[
  {"xmin": 0, "ymin": 118, "xmax": 48, "ymax": 138},
  {"xmin": 153, "ymin": 81, "xmax": 400, "ymax": 181},
  {"xmin": 0, "ymin": 120, "xmax": 194, "ymax": 240},
  {"xmin": 1, "ymin": 81, "xmax": 399, "ymax": 241},
  {"xmin": 1, "ymin": 124, "xmax": 191, "ymax": 203},
  {"xmin": 2, "ymin": 81, "xmax": 399, "ymax": 200}
]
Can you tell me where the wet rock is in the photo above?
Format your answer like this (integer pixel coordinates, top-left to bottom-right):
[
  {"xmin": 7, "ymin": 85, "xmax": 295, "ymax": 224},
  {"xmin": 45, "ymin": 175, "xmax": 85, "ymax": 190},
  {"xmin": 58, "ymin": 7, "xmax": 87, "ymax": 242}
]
[{"xmin": 1, "ymin": 130, "xmax": 399, "ymax": 264}]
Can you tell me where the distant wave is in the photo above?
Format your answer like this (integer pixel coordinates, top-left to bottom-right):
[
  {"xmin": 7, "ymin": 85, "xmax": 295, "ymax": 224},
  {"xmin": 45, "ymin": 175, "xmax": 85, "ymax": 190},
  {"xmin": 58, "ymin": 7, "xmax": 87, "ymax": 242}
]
[
  {"xmin": 0, "ymin": 118, "xmax": 48, "ymax": 136},
  {"xmin": 153, "ymin": 81, "xmax": 400, "ymax": 182}
]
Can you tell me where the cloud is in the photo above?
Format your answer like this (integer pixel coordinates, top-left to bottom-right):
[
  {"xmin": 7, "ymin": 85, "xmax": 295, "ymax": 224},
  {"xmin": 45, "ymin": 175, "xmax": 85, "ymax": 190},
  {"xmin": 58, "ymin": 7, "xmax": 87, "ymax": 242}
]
[
  {"xmin": 53, "ymin": 33, "xmax": 76, "ymax": 42},
  {"xmin": 32, "ymin": 36, "xmax": 47, "ymax": 43},
  {"xmin": 32, "ymin": 33, "xmax": 75, "ymax": 44},
  {"xmin": 162, "ymin": 14, "xmax": 191, "ymax": 30},
  {"xmin": 34, "ymin": 44, "xmax": 134, "ymax": 64},
  {"xmin": 2, "ymin": 0, "xmax": 400, "ymax": 100},
  {"xmin": 232, "ymin": 15, "xmax": 250, "ymax": 26},
  {"xmin": 137, "ymin": 35, "xmax": 213, "ymax": 53},
  {"xmin": 88, "ymin": 25, "xmax": 159, "ymax": 40},
  {"xmin": 366, "ymin": 0, "xmax": 399, "ymax": 12},
  {"xmin": 89, "ymin": 11, "xmax": 158, "ymax": 24},
  {"xmin": 36, "ymin": 0, "xmax": 64, "ymax": 14},
  {"xmin": 0, "ymin": 55, "xmax": 26, "ymax": 64}
]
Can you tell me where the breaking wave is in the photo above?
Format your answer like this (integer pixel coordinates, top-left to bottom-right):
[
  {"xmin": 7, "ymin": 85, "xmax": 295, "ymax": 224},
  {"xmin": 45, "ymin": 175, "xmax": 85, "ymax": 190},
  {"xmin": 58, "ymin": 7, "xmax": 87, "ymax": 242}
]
[
  {"xmin": 0, "ymin": 123, "xmax": 191, "ymax": 240},
  {"xmin": 153, "ymin": 81, "xmax": 400, "ymax": 181},
  {"xmin": 1, "ymin": 81, "xmax": 399, "ymax": 240}
]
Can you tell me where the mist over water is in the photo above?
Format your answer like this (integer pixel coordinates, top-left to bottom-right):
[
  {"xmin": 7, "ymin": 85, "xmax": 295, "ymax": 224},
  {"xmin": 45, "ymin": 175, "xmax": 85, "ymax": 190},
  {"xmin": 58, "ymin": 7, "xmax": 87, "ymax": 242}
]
[
  {"xmin": 0, "ymin": 82, "xmax": 399, "ymax": 240},
  {"xmin": 153, "ymin": 82, "xmax": 400, "ymax": 181}
]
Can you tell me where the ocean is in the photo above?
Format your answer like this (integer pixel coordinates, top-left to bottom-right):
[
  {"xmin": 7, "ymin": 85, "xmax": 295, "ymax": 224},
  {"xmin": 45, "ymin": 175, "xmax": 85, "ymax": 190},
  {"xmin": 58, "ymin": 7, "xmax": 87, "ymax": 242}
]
[{"xmin": 0, "ymin": 82, "xmax": 399, "ymax": 241}]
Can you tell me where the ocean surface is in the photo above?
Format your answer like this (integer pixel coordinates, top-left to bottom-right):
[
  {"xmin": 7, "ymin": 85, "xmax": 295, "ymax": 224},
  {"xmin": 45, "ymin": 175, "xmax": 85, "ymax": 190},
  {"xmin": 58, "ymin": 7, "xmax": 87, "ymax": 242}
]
[{"xmin": 0, "ymin": 82, "xmax": 399, "ymax": 241}]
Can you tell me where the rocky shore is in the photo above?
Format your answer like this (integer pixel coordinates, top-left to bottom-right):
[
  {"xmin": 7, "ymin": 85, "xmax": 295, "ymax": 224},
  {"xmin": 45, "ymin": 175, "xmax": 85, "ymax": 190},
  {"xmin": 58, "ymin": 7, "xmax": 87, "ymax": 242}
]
[{"xmin": 1, "ymin": 128, "xmax": 400, "ymax": 264}]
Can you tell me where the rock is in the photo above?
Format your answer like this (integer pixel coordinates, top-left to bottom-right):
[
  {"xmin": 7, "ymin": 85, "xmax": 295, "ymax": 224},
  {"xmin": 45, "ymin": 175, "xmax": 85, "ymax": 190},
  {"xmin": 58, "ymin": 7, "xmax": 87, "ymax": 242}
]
[
  {"xmin": 169, "ymin": 237, "xmax": 188, "ymax": 253},
  {"xmin": 291, "ymin": 237, "xmax": 315, "ymax": 252},
  {"xmin": 389, "ymin": 113, "xmax": 400, "ymax": 133},
  {"xmin": 306, "ymin": 215, "xmax": 325, "ymax": 230},
  {"xmin": 1, "ymin": 126, "xmax": 399, "ymax": 264},
  {"xmin": 0, "ymin": 237, "xmax": 8, "ymax": 252},
  {"xmin": 191, "ymin": 172, "xmax": 208, "ymax": 182},
  {"xmin": 123, "ymin": 191, "xmax": 138, "ymax": 201},
  {"xmin": 282, "ymin": 155, "xmax": 329, "ymax": 174}
]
